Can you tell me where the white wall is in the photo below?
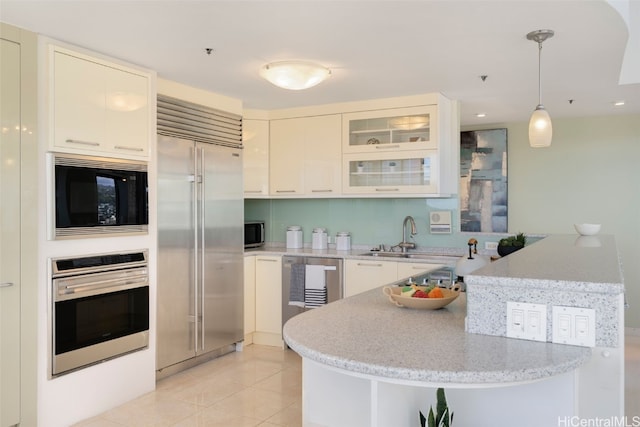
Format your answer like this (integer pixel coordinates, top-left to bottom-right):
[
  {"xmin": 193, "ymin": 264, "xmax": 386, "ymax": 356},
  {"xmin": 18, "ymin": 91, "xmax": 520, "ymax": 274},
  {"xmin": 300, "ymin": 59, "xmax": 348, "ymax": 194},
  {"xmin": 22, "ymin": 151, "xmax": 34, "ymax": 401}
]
[{"xmin": 465, "ymin": 114, "xmax": 640, "ymax": 329}]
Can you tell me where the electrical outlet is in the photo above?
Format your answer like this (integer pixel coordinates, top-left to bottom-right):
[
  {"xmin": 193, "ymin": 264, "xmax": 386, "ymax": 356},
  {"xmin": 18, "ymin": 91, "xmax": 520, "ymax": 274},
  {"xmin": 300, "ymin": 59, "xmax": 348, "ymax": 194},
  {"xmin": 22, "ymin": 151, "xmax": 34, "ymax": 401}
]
[
  {"xmin": 506, "ymin": 301, "xmax": 547, "ymax": 342},
  {"xmin": 485, "ymin": 241, "xmax": 498, "ymax": 250},
  {"xmin": 552, "ymin": 306, "xmax": 596, "ymax": 347}
]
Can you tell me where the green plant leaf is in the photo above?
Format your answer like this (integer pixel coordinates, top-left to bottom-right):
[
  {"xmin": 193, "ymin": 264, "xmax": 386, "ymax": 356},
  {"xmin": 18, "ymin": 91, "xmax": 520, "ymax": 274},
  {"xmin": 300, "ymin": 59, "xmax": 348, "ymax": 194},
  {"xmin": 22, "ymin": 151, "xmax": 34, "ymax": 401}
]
[
  {"xmin": 420, "ymin": 410, "xmax": 426, "ymax": 427},
  {"xmin": 428, "ymin": 407, "xmax": 435, "ymax": 427}
]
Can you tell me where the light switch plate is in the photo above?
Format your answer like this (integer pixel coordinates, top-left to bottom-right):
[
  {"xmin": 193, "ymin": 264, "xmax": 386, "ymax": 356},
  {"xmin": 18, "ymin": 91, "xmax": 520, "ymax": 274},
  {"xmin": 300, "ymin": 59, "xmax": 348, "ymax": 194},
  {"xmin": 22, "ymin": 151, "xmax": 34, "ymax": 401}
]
[
  {"xmin": 506, "ymin": 301, "xmax": 547, "ymax": 342},
  {"xmin": 552, "ymin": 306, "xmax": 596, "ymax": 347},
  {"xmin": 429, "ymin": 211, "xmax": 452, "ymax": 234}
]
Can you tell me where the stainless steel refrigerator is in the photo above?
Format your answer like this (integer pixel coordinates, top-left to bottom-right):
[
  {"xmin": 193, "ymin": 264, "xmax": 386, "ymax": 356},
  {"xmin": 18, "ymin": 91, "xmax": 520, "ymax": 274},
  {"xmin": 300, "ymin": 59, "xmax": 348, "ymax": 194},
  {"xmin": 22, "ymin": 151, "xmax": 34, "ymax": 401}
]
[{"xmin": 156, "ymin": 96, "xmax": 244, "ymax": 376}]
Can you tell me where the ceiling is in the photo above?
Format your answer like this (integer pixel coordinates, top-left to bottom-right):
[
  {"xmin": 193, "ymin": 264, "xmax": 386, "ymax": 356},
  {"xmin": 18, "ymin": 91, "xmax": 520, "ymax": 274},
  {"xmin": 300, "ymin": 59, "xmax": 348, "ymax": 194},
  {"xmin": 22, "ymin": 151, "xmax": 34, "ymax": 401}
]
[{"xmin": 2, "ymin": 0, "xmax": 639, "ymax": 126}]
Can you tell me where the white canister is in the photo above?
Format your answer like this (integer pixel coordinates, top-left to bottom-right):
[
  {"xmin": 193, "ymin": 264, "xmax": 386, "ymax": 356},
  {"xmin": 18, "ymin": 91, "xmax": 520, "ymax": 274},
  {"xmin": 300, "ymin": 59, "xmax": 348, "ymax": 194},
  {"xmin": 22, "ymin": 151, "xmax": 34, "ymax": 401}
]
[
  {"xmin": 311, "ymin": 228, "xmax": 328, "ymax": 250},
  {"xmin": 336, "ymin": 231, "xmax": 351, "ymax": 251},
  {"xmin": 286, "ymin": 226, "xmax": 303, "ymax": 249}
]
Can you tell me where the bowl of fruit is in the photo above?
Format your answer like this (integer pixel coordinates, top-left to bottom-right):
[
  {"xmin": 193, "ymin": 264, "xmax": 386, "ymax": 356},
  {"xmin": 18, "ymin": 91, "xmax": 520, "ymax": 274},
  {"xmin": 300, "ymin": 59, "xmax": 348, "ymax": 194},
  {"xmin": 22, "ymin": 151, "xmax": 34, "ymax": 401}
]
[{"xmin": 382, "ymin": 283, "xmax": 461, "ymax": 310}]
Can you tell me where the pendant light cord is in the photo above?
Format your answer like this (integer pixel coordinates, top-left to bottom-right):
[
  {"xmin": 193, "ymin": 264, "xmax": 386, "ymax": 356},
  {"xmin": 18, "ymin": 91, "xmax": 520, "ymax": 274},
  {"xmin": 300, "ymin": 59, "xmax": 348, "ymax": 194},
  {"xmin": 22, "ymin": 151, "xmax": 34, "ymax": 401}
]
[{"xmin": 538, "ymin": 41, "xmax": 543, "ymax": 106}]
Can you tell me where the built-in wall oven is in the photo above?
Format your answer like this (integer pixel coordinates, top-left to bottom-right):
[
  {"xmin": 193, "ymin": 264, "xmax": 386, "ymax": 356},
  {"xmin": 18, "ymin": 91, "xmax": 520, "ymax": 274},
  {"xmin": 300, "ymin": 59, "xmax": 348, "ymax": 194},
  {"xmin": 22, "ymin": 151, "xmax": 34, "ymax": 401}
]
[{"xmin": 51, "ymin": 250, "xmax": 149, "ymax": 376}]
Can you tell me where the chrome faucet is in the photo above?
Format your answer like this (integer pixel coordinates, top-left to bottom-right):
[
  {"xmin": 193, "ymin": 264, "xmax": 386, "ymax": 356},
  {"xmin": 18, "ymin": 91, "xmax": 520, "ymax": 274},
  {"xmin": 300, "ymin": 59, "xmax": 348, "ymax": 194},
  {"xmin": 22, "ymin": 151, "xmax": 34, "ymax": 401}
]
[{"xmin": 398, "ymin": 215, "xmax": 417, "ymax": 253}]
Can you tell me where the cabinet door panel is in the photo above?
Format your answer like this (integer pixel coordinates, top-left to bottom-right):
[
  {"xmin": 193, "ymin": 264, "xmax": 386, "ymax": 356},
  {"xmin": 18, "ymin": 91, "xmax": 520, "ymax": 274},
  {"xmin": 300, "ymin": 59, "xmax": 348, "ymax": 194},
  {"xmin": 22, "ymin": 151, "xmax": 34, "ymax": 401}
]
[
  {"xmin": 255, "ymin": 256, "xmax": 282, "ymax": 334},
  {"xmin": 106, "ymin": 67, "xmax": 149, "ymax": 155},
  {"xmin": 304, "ymin": 114, "xmax": 342, "ymax": 195},
  {"xmin": 343, "ymin": 150, "xmax": 439, "ymax": 195},
  {"xmin": 270, "ymin": 119, "xmax": 304, "ymax": 195},
  {"xmin": 53, "ymin": 52, "xmax": 106, "ymax": 150},
  {"xmin": 342, "ymin": 106, "xmax": 438, "ymax": 154},
  {"xmin": 244, "ymin": 256, "xmax": 256, "ymax": 335},
  {"xmin": 243, "ymin": 119, "xmax": 270, "ymax": 196},
  {"xmin": 0, "ymin": 37, "xmax": 21, "ymax": 427},
  {"xmin": 397, "ymin": 262, "xmax": 444, "ymax": 281},
  {"xmin": 344, "ymin": 260, "xmax": 397, "ymax": 297}
]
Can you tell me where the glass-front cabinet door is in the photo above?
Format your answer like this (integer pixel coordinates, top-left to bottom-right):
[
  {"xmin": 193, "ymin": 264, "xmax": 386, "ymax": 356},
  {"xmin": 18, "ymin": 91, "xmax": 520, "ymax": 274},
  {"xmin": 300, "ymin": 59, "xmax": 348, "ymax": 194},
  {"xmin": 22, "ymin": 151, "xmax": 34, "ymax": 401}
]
[
  {"xmin": 343, "ymin": 150, "xmax": 439, "ymax": 195},
  {"xmin": 342, "ymin": 106, "xmax": 438, "ymax": 154}
]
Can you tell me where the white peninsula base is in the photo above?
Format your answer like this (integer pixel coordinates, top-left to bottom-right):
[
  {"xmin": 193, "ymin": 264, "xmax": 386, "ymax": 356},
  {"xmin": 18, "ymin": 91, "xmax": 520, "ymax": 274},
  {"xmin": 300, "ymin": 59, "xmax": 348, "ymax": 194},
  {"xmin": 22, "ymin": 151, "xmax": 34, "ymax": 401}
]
[{"xmin": 303, "ymin": 358, "xmax": 576, "ymax": 427}]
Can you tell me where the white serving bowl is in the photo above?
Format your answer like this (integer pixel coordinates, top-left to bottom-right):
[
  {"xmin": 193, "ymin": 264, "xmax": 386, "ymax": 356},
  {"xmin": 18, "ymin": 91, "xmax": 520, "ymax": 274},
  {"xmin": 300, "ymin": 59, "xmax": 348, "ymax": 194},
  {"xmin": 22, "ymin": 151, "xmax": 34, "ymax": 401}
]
[{"xmin": 574, "ymin": 223, "xmax": 601, "ymax": 236}]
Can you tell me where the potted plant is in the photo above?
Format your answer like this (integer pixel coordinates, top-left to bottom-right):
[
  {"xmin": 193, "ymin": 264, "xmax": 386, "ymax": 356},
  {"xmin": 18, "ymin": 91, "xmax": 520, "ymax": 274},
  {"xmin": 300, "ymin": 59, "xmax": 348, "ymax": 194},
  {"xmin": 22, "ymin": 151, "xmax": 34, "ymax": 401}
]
[
  {"xmin": 420, "ymin": 388, "xmax": 453, "ymax": 427},
  {"xmin": 497, "ymin": 232, "xmax": 526, "ymax": 257}
]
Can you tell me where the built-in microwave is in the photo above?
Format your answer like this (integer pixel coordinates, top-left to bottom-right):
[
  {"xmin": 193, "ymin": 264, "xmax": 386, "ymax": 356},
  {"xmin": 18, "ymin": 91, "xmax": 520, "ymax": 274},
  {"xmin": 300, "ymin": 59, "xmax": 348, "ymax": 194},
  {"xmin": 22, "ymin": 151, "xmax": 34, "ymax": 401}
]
[
  {"xmin": 50, "ymin": 153, "xmax": 148, "ymax": 239},
  {"xmin": 245, "ymin": 221, "xmax": 265, "ymax": 248}
]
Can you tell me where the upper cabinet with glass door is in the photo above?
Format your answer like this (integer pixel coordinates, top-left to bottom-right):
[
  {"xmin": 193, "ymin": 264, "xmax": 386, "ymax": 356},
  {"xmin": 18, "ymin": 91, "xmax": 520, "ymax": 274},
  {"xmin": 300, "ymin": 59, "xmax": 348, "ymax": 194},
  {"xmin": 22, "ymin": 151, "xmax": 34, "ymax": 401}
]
[{"xmin": 342, "ymin": 106, "xmax": 438, "ymax": 154}]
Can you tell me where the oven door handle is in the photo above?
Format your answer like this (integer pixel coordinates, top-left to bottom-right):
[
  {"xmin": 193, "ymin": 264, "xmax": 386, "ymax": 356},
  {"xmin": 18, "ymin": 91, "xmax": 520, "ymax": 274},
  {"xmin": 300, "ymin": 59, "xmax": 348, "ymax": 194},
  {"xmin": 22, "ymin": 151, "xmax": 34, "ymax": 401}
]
[{"xmin": 55, "ymin": 276, "xmax": 148, "ymax": 300}]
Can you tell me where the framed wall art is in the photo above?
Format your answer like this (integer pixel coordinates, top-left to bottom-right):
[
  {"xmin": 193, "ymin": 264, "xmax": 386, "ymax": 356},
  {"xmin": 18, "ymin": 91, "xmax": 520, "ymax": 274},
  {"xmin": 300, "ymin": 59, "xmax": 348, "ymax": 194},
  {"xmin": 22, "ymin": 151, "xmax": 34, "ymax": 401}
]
[{"xmin": 460, "ymin": 128, "xmax": 507, "ymax": 233}]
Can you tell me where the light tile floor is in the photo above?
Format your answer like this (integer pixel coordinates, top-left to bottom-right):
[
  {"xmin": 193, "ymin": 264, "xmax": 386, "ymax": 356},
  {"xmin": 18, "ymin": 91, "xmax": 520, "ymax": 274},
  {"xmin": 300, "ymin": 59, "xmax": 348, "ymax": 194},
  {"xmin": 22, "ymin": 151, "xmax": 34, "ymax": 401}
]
[
  {"xmin": 77, "ymin": 335, "xmax": 640, "ymax": 426},
  {"xmin": 75, "ymin": 345, "xmax": 302, "ymax": 427}
]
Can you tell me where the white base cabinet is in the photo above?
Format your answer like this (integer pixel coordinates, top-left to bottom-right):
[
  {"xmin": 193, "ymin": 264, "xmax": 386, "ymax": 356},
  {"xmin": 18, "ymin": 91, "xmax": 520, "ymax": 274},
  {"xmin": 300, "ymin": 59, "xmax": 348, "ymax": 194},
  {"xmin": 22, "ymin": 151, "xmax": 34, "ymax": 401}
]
[
  {"xmin": 344, "ymin": 260, "xmax": 397, "ymax": 298},
  {"xmin": 253, "ymin": 255, "xmax": 283, "ymax": 347},
  {"xmin": 396, "ymin": 262, "xmax": 445, "ymax": 281},
  {"xmin": 303, "ymin": 359, "xmax": 576, "ymax": 427},
  {"xmin": 345, "ymin": 259, "xmax": 445, "ymax": 297},
  {"xmin": 243, "ymin": 256, "xmax": 256, "ymax": 343}
]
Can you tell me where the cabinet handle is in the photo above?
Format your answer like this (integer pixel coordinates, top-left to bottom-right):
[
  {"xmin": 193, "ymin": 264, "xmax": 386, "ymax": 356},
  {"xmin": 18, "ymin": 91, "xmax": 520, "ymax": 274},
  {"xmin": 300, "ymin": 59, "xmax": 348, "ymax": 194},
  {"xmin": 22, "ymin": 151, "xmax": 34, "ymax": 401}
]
[
  {"xmin": 0, "ymin": 282, "xmax": 14, "ymax": 288},
  {"xmin": 257, "ymin": 258, "xmax": 278, "ymax": 262},
  {"xmin": 65, "ymin": 139, "xmax": 100, "ymax": 146},
  {"xmin": 244, "ymin": 190, "xmax": 263, "ymax": 194},
  {"xmin": 275, "ymin": 190, "xmax": 297, "ymax": 193},
  {"xmin": 114, "ymin": 145, "xmax": 145, "ymax": 152},
  {"xmin": 375, "ymin": 144, "xmax": 400, "ymax": 149},
  {"xmin": 311, "ymin": 189, "xmax": 333, "ymax": 193},
  {"xmin": 357, "ymin": 262, "xmax": 383, "ymax": 267},
  {"xmin": 375, "ymin": 188, "xmax": 400, "ymax": 192}
]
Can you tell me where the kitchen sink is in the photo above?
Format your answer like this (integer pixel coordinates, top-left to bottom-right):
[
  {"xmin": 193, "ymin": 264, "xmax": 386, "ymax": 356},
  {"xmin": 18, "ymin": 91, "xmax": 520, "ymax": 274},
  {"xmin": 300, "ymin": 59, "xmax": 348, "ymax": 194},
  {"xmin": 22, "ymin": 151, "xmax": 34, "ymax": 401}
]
[{"xmin": 358, "ymin": 251, "xmax": 460, "ymax": 262}]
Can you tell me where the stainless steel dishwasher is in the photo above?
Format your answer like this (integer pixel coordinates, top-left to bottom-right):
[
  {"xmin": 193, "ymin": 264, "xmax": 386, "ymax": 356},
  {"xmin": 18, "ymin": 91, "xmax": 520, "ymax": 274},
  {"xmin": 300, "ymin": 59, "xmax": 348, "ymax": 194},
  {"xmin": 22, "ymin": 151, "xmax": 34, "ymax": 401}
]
[{"xmin": 282, "ymin": 256, "xmax": 343, "ymax": 328}]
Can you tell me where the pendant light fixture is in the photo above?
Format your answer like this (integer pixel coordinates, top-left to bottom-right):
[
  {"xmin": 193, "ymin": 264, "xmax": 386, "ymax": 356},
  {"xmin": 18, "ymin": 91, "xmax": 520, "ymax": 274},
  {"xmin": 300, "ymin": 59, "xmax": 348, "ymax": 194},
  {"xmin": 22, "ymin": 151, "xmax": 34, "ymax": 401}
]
[
  {"xmin": 526, "ymin": 29, "xmax": 554, "ymax": 148},
  {"xmin": 260, "ymin": 61, "xmax": 331, "ymax": 90}
]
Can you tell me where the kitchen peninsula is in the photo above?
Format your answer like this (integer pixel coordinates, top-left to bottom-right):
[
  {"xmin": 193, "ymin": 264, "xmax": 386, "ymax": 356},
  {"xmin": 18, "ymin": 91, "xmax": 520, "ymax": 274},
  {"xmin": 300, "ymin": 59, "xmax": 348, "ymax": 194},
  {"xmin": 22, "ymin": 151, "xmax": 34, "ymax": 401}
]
[{"xmin": 283, "ymin": 234, "xmax": 625, "ymax": 426}]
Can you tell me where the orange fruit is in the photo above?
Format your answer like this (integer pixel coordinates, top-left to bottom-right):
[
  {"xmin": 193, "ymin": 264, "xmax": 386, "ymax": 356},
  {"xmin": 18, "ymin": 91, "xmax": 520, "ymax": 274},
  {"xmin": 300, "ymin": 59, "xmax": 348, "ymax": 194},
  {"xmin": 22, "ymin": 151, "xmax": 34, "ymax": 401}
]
[{"xmin": 427, "ymin": 287, "xmax": 443, "ymax": 298}]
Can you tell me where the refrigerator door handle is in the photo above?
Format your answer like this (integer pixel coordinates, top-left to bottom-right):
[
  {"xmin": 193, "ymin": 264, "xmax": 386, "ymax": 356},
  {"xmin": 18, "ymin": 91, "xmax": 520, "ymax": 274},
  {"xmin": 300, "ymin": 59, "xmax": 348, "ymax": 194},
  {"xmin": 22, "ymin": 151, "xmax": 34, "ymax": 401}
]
[
  {"xmin": 193, "ymin": 145, "xmax": 200, "ymax": 353},
  {"xmin": 198, "ymin": 146, "xmax": 206, "ymax": 352}
]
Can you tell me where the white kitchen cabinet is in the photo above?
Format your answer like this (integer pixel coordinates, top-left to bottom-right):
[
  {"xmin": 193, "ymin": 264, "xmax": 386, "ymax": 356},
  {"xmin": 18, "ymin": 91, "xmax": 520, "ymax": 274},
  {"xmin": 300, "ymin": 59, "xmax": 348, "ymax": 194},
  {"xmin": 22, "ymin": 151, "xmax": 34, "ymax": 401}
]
[
  {"xmin": 346, "ymin": 259, "xmax": 447, "ymax": 297},
  {"xmin": 270, "ymin": 114, "xmax": 342, "ymax": 197},
  {"xmin": 254, "ymin": 255, "xmax": 283, "ymax": 347},
  {"xmin": 343, "ymin": 150, "xmax": 439, "ymax": 195},
  {"xmin": 342, "ymin": 98, "xmax": 459, "ymax": 197},
  {"xmin": 243, "ymin": 119, "xmax": 270, "ymax": 197},
  {"xmin": 243, "ymin": 256, "xmax": 256, "ymax": 341},
  {"xmin": 396, "ymin": 262, "xmax": 444, "ymax": 282},
  {"xmin": 344, "ymin": 259, "xmax": 397, "ymax": 297},
  {"xmin": 342, "ymin": 106, "xmax": 437, "ymax": 154},
  {"xmin": 1, "ymin": 36, "xmax": 21, "ymax": 426},
  {"xmin": 50, "ymin": 46, "xmax": 152, "ymax": 159}
]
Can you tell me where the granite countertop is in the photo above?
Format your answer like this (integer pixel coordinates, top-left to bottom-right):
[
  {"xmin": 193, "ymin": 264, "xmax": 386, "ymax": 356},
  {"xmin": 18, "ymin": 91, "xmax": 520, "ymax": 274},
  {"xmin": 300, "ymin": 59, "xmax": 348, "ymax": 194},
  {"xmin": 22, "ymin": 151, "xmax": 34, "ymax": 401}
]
[
  {"xmin": 464, "ymin": 234, "xmax": 624, "ymax": 294},
  {"xmin": 282, "ymin": 285, "xmax": 592, "ymax": 386},
  {"xmin": 245, "ymin": 244, "xmax": 463, "ymax": 265}
]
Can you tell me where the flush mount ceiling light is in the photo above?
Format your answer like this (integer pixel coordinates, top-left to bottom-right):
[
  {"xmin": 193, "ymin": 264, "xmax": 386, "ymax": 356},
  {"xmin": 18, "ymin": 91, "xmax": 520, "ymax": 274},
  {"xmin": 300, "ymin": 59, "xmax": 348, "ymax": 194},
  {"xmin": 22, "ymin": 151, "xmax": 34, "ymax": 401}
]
[
  {"xmin": 260, "ymin": 61, "xmax": 331, "ymax": 90},
  {"xmin": 527, "ymin": 29, "xmax": 554, "ymax": 148}
]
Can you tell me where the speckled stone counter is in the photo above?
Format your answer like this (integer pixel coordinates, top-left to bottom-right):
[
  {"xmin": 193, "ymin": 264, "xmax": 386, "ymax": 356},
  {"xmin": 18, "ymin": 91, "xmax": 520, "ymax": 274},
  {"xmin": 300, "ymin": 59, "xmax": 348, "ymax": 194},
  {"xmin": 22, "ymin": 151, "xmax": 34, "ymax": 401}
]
[
  {"xmin": 464, "ymin": 234, "xmax": 625, "ymax": 347},
  {"xmin": 245, "ymin": 244, "xmax": 463, "ymax": 266},
  {"xmin": 283, "ymin": 284, "xmax": 591, "ymax": 385}
]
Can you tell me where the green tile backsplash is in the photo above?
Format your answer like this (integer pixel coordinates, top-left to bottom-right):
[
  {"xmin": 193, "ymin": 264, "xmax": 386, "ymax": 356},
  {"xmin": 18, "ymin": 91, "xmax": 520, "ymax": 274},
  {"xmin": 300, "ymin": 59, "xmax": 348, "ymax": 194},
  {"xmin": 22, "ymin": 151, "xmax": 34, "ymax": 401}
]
[{"xmin": 245, "ymin": 198, "xmax": 506, "ymax": 251}]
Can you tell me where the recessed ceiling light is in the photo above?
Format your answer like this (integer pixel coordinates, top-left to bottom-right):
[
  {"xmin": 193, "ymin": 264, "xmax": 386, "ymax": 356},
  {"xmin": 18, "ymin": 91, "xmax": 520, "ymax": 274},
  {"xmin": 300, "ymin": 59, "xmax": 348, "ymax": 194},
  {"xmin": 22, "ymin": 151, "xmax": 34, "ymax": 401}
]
[
  {"xmin": 614, "ymin": 101, "xmax": 625, "ymax": 107},
  {"xmin": 476, "ymin": 113, "xmax": 487, "ymax": 118}
]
